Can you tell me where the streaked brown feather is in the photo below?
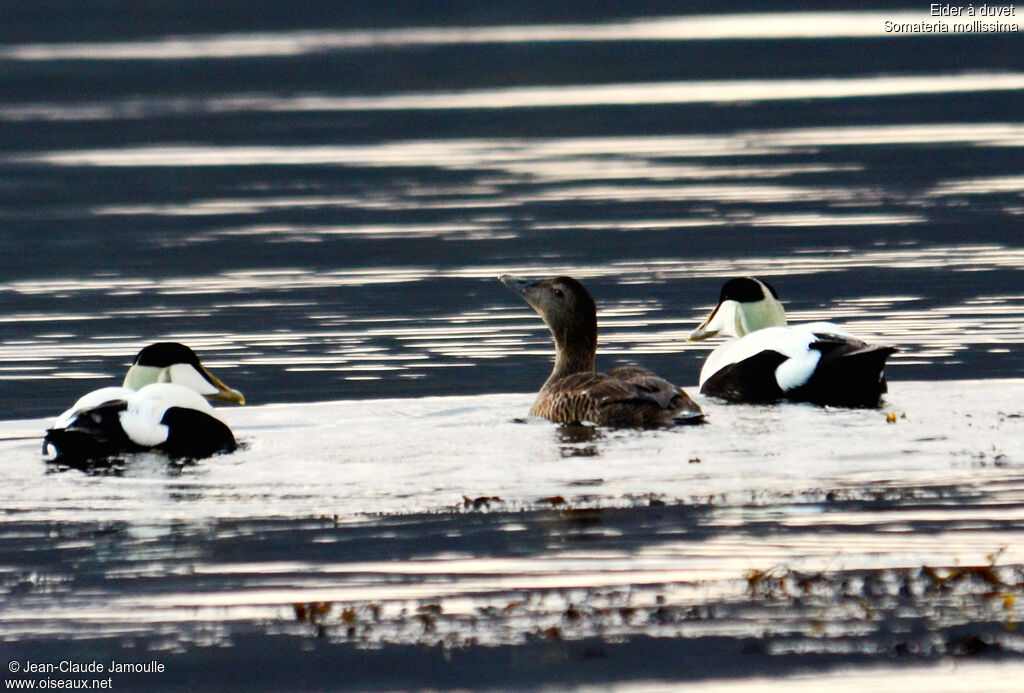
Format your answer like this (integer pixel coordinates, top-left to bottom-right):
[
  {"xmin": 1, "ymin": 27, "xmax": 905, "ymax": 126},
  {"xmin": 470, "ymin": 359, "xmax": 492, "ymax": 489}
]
[{"xmin": 531, "ymin": 369, "xmax": 703, "ymax": 427}]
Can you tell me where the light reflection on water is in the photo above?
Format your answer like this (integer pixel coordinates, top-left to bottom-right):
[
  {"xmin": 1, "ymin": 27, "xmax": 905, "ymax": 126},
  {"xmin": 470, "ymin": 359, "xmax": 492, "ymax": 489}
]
[
  {"xmin": 0, "ymin": 12, "xmax": 966, "ymax": 62},
  {"xmin": 1, "ymin": 5, "xmax": 1023, "ymax": 685},
  {"xmin": 2, "ymin": 120, "xmax": 1023, "ymax": 408},
  {"xmin": 2, "ymin": 244, "xmax": 1023, "ymax": 389},
  {"xmin": 9, "ymin": 73, "xmax": 1024, "ymax": 121},
  {"xmin": 0, "ymin": 301, "xmax": 1015, "ymax": 399},
  {"xmin": 11, "ymin": 124, "xmax": 1024, "ymax": 163},
  {"xmin": 1, "ymin": 381, "xmax": 1023, "ymax": 655}
]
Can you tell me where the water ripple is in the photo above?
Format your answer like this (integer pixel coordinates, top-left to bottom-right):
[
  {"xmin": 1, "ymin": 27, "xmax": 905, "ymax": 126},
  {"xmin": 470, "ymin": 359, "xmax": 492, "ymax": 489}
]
[{"xmin": 0, "ymin": 12, "xmax": 998, "ymax": 62}]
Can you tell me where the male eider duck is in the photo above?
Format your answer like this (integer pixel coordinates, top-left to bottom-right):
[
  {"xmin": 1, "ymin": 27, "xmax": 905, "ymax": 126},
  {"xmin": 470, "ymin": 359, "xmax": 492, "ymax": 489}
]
[
  {"xmin": 500, "ymin": 274, "xmax": 703, "ymax": 427},
  {"xmin": 43, "ymin": 342, "xmax": 245, "ymax": 464},
  {"xmin": 688, "ymin": 277, "xmax": 896, "ymax": 407}
]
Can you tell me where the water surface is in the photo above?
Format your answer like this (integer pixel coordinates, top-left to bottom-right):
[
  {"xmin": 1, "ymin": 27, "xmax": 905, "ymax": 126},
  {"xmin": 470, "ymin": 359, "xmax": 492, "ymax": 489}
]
[
  {"xmin": 1, "ymin": 3, "xmax": 1023, "ymax": 690},
  {"xmin": 2, "ymin": 381, "xmax": 1024, "ymax": 689},
  {"xmin": 1, "ymin": 6, "xmax": 1023, "ymax": 421}
]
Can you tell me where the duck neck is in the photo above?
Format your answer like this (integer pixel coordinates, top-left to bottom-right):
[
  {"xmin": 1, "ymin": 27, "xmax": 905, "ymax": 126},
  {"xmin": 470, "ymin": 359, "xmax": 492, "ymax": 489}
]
[
  {"xmin": 122, "ymin": 365, "xmax": 165, "ymax": 391},
  {"xmin": 544, "ymin": 324, "xmax": 597, "ymax": 388},
  {"xmin": 739, "ymin": 298, "xmax": 787, "ymax": 335}
]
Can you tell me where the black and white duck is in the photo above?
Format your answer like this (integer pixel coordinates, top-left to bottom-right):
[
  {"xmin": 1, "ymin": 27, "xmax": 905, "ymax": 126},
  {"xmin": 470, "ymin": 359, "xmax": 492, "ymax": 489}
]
[
  {"xmin": 688, "ymin": 277, "xmax": 896, "ymax": 407},
  {"xmin": 43, "ymin": 342, "xmax": 245, "ymax": 464}
]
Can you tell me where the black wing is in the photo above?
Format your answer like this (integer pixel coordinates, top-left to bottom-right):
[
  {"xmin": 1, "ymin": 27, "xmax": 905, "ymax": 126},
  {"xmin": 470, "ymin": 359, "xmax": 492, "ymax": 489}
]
[
  {"xmin": 43, "ymin": 400, "xmax": 142, "ymax": 465},
  {"xmin": 160, "ymin": 407, "xmax": 237, "ymax": 459},
  {"xmin": 700, "ymin": 350, "xmax": 789, "ymax": 403}
]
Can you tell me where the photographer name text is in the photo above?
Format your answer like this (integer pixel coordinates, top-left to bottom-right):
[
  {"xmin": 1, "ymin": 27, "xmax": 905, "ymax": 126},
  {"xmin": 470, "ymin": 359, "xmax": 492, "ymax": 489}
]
[{"xmin": 10, "ymin": 660, "xmax": 164, "ymax": 675}]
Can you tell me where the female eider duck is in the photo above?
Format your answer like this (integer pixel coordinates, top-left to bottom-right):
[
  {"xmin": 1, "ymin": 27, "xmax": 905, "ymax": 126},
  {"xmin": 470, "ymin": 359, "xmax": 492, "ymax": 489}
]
[
  {"xmin": 688, "ymin": 277, "xmax": 896, "ymax": 407},
  {"xmin": 43, "ymin": 342, "xmax": 245, "ymax": 464},
  {"xmin": 500, "ymin": 274, "xmax": 703, "ymax": 427}
]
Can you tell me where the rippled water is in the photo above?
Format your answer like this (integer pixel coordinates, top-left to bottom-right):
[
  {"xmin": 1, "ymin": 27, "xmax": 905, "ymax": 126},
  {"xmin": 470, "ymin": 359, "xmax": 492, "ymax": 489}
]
[
  {"xmin": 3, "ymin": 120, "xmax": 1024, "ymax": 419},
  {"xmin": 1, "ymin": 6, "xmax": 1023, "ymax": 421},
  {"xmin": 2, "ymin": 3, "xmax": 1023, "ymax": 690},
  {"xmin": 3, "ymin": 382, "xmax": 1024, "ymax": 689}
]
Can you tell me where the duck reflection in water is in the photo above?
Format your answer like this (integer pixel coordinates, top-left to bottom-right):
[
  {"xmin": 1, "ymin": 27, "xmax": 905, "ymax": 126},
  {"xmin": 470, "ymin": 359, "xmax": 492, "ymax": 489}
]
[{"xmin": 557, "ymin": 422, "xmax": 603, "ymax": 458}]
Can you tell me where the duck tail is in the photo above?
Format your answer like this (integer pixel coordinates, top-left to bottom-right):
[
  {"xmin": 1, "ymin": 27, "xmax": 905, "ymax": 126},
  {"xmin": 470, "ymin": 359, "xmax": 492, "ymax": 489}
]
[
  {"xmin": 42, "ymin": 401, "xmax": 135, "ymax": 465},
  {"xmin": 806, "ymin": 344, "xmax": 898, "ymax": 407}
]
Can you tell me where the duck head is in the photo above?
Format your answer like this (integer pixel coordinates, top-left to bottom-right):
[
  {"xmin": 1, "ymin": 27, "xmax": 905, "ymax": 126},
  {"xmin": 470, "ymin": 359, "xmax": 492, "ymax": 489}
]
[
  {"xmin": 689, "ymin": 277, "xmax": 787, "ymax": 341},
  {"xmin": 500, "ymin": 275, "xmax": 598, "ymax": 380},
  {"xmin": 122, "ymin": 342, "xmax": 245, "ymax": 404}
]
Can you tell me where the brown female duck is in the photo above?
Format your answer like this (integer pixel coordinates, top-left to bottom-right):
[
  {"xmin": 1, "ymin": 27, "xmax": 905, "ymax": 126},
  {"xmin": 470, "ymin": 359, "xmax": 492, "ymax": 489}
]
[{"xmin": 500, "ymin": 274, "xmax": 704, "ymax": 427}]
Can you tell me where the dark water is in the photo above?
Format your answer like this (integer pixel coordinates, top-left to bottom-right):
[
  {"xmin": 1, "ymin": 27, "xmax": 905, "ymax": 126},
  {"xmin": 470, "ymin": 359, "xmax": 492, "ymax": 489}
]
[
  {"xmin": 1, "ymin": 3, "xmax": 1023, "ymax": 421},
  {"xmin": 2, "ymin": 3, "xmax": 1024, "ymax": 690}
]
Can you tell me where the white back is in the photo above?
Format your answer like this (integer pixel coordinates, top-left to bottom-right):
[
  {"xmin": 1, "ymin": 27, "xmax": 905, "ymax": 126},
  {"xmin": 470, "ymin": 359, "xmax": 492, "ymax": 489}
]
[
  {"xmin": 118, "ymin": 383, "xmax": 218, "ymax": 447},
  {"xmin": 52, "ymin": 386, "xmax": 134, "ymax": 429},
  {"xmin": 699, "ymin": 322, "xmax": 853, "ymax": 391}
]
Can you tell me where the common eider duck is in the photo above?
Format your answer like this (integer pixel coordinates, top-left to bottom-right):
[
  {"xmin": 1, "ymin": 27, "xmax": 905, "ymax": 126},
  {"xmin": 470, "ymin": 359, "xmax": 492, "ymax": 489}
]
[
  {"xmin": 500, "ymin": 274, "xmax": 704, "ymax": 427},
  {"xmin": 688, "ymin": 277, "xmax": 896, "ymax": 407},
  {"xmin": 43, "ymin": 342, "xmax": 245, "ymax": 464}
]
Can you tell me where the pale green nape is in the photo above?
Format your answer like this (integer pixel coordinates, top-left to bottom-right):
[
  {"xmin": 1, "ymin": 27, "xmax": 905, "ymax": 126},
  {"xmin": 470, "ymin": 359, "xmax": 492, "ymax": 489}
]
[
  {"xmin": 736, "ymin": 294, "xmax": 787, "ymax": 336},
  {"xmin": 122, "ymin": 364, "xmax": 168, "ymax": 390}
]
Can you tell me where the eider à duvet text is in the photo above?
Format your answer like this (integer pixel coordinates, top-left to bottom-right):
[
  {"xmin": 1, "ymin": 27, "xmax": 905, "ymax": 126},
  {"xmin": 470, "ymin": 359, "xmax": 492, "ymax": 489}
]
[
  {"xmin": 688, "ymin": 277, "xmax": 896, "ymax": 407},
  {"xmin": 43, "ymin": 342, "xmax": 245, "ymax": 464},
  {"xmin": 500, "ymin": 274, "xmax": 703, "ymax": 427}
]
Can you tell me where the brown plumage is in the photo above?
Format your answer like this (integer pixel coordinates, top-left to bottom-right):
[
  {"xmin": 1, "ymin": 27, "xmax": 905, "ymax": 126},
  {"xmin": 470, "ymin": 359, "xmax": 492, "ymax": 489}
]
[{"xmin": 500, "ymin": 275, "xmax": 704, "ymax": 427}]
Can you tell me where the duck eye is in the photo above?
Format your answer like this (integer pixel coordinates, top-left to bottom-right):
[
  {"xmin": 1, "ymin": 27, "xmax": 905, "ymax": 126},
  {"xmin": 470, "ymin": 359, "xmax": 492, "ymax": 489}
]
[{"xmin": 553, "ymin": 289, "xmax": 564, "ymax": 298}]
